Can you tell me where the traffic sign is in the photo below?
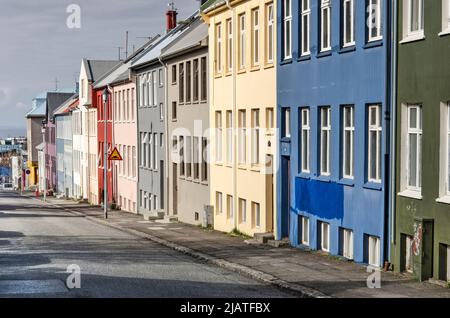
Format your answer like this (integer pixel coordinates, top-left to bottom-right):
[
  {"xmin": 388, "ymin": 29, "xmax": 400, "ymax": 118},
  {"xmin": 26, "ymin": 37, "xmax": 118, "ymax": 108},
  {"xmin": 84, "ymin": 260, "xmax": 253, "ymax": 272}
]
[{"xmin": 108, "ymin": 147, "xmax": 123, "ymax": 161}]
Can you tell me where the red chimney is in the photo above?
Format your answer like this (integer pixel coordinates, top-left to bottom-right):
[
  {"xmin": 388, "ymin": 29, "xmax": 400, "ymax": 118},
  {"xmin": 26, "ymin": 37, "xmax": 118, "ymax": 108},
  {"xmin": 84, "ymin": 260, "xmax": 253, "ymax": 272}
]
[{"xmin": 166, "ymin": 2, "xmax": 178, "ymax": 32}]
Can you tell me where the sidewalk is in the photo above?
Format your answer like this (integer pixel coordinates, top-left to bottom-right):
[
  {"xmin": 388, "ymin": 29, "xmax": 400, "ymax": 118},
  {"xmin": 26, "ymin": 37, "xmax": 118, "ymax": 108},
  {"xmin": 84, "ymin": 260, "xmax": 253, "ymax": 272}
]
[{"xmin": 26, "ymin": 193, "xmax": 450, "ymax": 298}]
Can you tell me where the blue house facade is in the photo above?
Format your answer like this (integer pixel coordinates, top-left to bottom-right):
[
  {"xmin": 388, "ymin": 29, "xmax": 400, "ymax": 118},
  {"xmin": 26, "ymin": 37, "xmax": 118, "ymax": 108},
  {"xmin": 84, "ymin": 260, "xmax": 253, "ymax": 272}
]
[{"xmin": 276, "ymin": 0, "xmax": 392, "ymax": 267}]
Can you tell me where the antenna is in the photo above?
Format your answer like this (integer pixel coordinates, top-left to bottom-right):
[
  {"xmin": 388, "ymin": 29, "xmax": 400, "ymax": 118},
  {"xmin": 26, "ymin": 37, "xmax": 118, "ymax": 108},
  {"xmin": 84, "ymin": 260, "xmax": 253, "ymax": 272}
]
[
  {"xmin": 168, "ymin": 1, "xmax": 177, "ymax": 11},
  {"xmin": 125, "ymin": 31, "xmax": 129, "ymax": 59},
  {"xmin": 54, "ymin": 77, "xmax": 59, "ymax": 91},
  {"xmin": 114, "ymin": 46, "xmax": 124, "ymax": 60}
]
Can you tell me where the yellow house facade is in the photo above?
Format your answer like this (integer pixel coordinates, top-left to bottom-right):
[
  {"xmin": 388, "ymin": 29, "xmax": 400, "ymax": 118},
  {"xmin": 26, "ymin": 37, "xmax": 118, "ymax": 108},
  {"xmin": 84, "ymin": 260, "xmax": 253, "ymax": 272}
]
[{"xmin": 202, "ymin": 0, "xmax": 277, "ymax": 237}]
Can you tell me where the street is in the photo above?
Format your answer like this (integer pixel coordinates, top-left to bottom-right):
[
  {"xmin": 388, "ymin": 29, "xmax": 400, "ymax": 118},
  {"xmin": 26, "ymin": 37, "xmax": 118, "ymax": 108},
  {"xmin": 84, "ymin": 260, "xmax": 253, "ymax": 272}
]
[{"xmin": 0, "ymin": 191, "xmax": 290, "ymax": 298}]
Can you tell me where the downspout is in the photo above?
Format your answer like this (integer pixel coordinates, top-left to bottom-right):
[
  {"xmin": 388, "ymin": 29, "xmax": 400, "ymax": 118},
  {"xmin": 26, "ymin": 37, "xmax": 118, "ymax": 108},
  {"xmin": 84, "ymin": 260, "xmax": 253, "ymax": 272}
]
[
  {"xmin": 388, "ymin": 0, "xmax": 398, "ymax": 261},
  {"xmin": 226, "ymin": 0, "xmax": 238, "ymax": 231},
  {"xmin": 158, "ymin": 56, "xmax": 170, "ymax": 216}
]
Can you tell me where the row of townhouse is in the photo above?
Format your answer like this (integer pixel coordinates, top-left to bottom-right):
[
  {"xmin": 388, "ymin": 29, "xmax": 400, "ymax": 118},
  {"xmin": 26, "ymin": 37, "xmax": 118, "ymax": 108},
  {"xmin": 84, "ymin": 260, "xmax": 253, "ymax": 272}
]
[{"xmin": 26, "ymin": 0, "xmax": 450, "ymax": 285}]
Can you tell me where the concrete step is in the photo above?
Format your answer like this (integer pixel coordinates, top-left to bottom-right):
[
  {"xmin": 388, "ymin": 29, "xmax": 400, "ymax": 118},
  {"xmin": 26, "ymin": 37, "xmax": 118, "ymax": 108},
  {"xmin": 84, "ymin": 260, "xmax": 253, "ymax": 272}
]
[
  {"xmin": 142, "ymin": 210, "xmax": 164, "ymax": 221},
  {"xmin": 164, "ymin": 215, "xmax": 178, "ymax": 223},
  {"xmin": 254, "ymin": 232, "xmax": 274, "ymax": 244},
  {"xmin": 267, "ymin": 238, "xmax": 291, "ymax": 248}
]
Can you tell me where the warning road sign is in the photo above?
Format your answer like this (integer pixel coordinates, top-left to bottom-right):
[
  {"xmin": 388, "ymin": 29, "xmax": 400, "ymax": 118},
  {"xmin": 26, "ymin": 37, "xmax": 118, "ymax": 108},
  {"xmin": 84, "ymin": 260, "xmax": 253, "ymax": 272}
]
[{"xmin": 108, "ymin": 147, "xmax": 123, "ymax": 161}]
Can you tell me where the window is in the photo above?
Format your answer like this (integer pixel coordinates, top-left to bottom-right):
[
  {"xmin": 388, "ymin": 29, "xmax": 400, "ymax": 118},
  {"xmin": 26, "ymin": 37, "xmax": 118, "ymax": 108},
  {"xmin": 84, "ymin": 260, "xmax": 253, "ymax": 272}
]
[
  {"xmin": 442, "ymin": 0, "xmax": 450, "ymax": 32},
  {"xmin": 148, "ymin": 73, "xmax": 153, "ymax": 107},
  {"xmin": 368, "ymin": 235, "xmax": 380, "ymax": 267},
  {"xmin": 186, "ymin": 136, "xmax": 192, "ymax": 177},
  {"xmin": 216, "ymin": 111, "xmax": 223, "ymax": 162},
  {"xmin": 320, "ymin": 107, "xmax": 331, "ymax": 176},
  {"xmin": 239, "ymin": 198, "xmax": 247, "ymax": 223},
  {"xmin": 266, "ymin": 108, "xmax": 274, "ymax": 129},
  {"xmin": 226, "ymin": 110, "xmax": 233, "ymax": 164},
  {"xmin": 342, "ymin": 0, "xmax": 355, "ymax": 47},
  {"xmin": 404, "ymin": 235, "xmax": 413, "ymax": 273},
  {"xmin": 226, "ymin": 19, "xmax": 233, "ymax": 72},
  {"xmin": 447, "ymin": 103, "xmax": 450, "ymax": 195},
  {"xmin": 341, "ymin": 228, "xmax": 354, "ymax": 260},
  {"xmin": 283, "ymin": 0, "xmax": 292, "ymax": 59},
  {"xmin": 342, "ymin": 105, "xmax": 354, "ymax": 179},
  {"xmin": 193, "ymin": 137, "xmax": 199, "ymax": 180},
  {"xmin": 405, "ymin": 0, "xmax": 424, "ymax": 38},
  {"xmin": 201, "ymin": 57, "xmax": 207, "ymax": 101},
  {"xmin": 142, "ymin": 133, "xmax": 148, "ymax": 168},
  {"xmin": 186, "ymin": 61, "xmax": 191, "ymax": 103},
  {"xmin": 153, "ymin": 133, "xmax": 158, "ymax": 171},
  {"xmin": 126, "ymin": 89, "xmax": 130, "ymax": 120},
  {"xmin": 251, "ymin": 109, "xmax": 260, "ymax": 165},
  {"xmin": 159, "ymin": 68, "xmax": 163, "ymax": 87},
  {"xmin": 81, "ymin": 79, "xmax": 86, "ymax": 98},
  {"xmin": 301, "ymin": 0, "xmax": 311, "ymax": 55},
  {"xmin": 148, "ymin": 134, "xmax": 153, "ymax": 170},
  {"xmin": 160, "ymin": 103, "xmax": 164, "ymax": 121},
  {"xmin": 201, "ymin": 137, "xmax": 208, "ymax": 181},
  {"xmin": 368, "ymin": 104, "xmax": 382, "ymax": 183},
  {"xmin": 266, "ymin": 3, "xmax": 274, "ymax": 63},
  {"xmin": 179, "ymin": 63, "xmax": 184, "ymax": 103},
  {"xmin": 131, "ymin": 88, "xmax": 135, "ymax": 121},
  {"xmin": 172, "ymin": 65, "xmax": 177, "ymax": 84},
  {"xmin": 283, "ymin": 108, "xmax": 291, "ymax": 138},
  {"xmin": 152, "ymin": 70, "xmax": 157, "ymax": 106},
  {"xmin": 193, "ymin": 59, "xmax": 199, "ymax": 102},
  {"xmin": 132, "ymin": 146, "xmax": 136, "ymax": 178},
  {"xmin": 238, "ymin": 110, "xmax": 247, "ymax": 164},
  {"xmin": 367, "ymin": 0, "xmax": 382, "ymax": 41},
  {"xmin": 252, "ymin": 202, "xmax": 261, "ymax": 228},
  {"xmin": 215, "ymin": 23, "xmax": 222, "ymax": 73},
  {"xmin": 300, "ymin": 216, "xmax": 309, "ymax": 246},
  {"xmin": 320, "ymin": 0, "xmax": 332, "ymax": 51},
  {"xmin": 216, "ymin": 192, "xmax": 223, "ymax": 214},
  {"xmin": 300, "ymin": 108, "xmax": 310, "ymax": 173},
  {"xmin": 227, "ymin": 195, "xmax": 234, "ymax": 219},
  {"xmin": 319, "ymin": 221, "xmax": 330, "ymax": 252},
  {"xmin": 239, "ymin": 14, "xmax": 246, "ymax": 69},
  {"xmin": 172, "ymin": 101, "xmax": 177, "ymax": 121},
  {"xmin": 252, "ymin": 8, "xmax": 260, "ymax": 66},
  {"xmin": 179, "ymin": 136, "xmax": 185, "ymax": 176},
  {"xmin": 406, "ymin": 105, "xmax": 422, "ymax": 191}
]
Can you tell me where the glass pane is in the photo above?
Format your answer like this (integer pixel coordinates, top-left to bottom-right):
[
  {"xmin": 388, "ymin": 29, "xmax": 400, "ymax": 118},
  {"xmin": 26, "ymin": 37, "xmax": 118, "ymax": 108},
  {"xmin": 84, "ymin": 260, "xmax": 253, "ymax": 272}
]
[
  {"xmin": 409, "ymin": 133, "xmax": 417, "ymax": 187},
  {"xmin": 410, "ymin": 0, "xmax": 419, "ymax": 32},
  {"xmin": 370, "ymin": 131, "xmax": 377, "ymax": 179},
  {"xmin": 370, "ymin": 107, "xmax": 377, "ymax": 126},
  {"xmin": 409, "ymin": 107, "xmax": 417, "ymax": 129},
  {"xmin": 345, "ymin": 131, "xmax": 351, "ymax": 175},
  {"xmin": 345, "ymin": 1, "xmax": 352, "ymax": 43},
  {"xmin": 322, "ymin": 131, "xmax": 328, "ymax": 173},
  {"xmin": 323, "ymin": 9, "xmax": 329, "ymax": 48}
]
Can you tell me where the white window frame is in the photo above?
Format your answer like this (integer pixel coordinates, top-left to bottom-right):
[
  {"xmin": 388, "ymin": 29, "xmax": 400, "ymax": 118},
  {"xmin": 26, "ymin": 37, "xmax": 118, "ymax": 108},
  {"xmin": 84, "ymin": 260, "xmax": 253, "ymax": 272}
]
[
  {"xmin": 266, "ymin": 3, "xmax": 275, "ymax": 64},
  {"xmin": 238, "ymin": 110, "xmax": 247, "ymax": 164},
  {"xmin": 215, "ymin": 23, "xmax": 222, "ymax": 74},
  {"xmin": 320, "ymin": 0, "xmax": 332, "ymax": 52},
  {"xmin": 283, "ymin": 0, "xmax": 292, "ymax": 59},
  {"xmin": 440, "ymin": 0, "xmax": 450, "ymax": 35},
  {"xmin": 216, "ymin": 192, "xmax": 223, "ymax": 214},
  {"xmin": 368, "ymin": 104, "xmax": 382, "ymax": 183},
  {"xmin": 438, "ymin": 102, "xmax": 450, "ymax": 203},
  {"xmin": 226, "ymin": 110, "xmax": 233, "ymax": 164},
  {"xmin": 226, "ymin": 19, "xmax": 233, "ymax": 72},
  {"xmin": 320, "ymin": 222, "xmax": 330, "ymax": 252},
  {"xmin": 406, "ymin": 105, "xmax": 422, "ymax": 192},
  {"xmin": 342, "ymin": 0, "xmax": 355, "ymax": 47},
  {"xmin": 320, "ymin": 107, "xmax": 331, "ymax": 176},
  {"xmin": 252, "ymin": 202, "xmax": 261, "ymax": 228},
  {"xmin": 301, "ymin": 216, "xmax": 310, "ymax": 246},
  {"xmin": 368, "ymin": 0, "xmax": 383, "ymax": 42},
  {"xmin": 227, "ymin": 195, "xmax": 234, "ymax": 219},
  {"xmin": 251, "ymin": 109, "xmax": 260, "ymax": 165},
  {"xmin": 252, "ymin": 8, "xmax": 260, "ymax": 66},
  {"xmin": 216, "ymin": 111, "xmax": 223, "ymax": 163},
  {"xmin": 284, "ymin": 108, "xmax": 291, "ymax": 138},
  {"xmin": 239, "ymin": 14, "xmax": 246, "ymax": 69},
  {"xmin": 239, "ymin": 198, "xmax": 247, "ymax": 224},
  {"xmin": 301, "ymin": 0, "xmax": 311, "ymax": 56},
  {"xmin": 405, "ymin": 0, "xmax": 424, "ymax": 39},
  {"xmin": 368, "ymin": 235, "xmax": 381, "ymax": 267},
  {"xmin": 342, "ymin": 228, "xmax": 354, "ymax": 260},
  {"xmin": 301, "ymin": 108, "xmax": 310, "ymax": 173},
  {"xmin": 342, "ymin": 105, "xmax": 354, "ymax": 179}
]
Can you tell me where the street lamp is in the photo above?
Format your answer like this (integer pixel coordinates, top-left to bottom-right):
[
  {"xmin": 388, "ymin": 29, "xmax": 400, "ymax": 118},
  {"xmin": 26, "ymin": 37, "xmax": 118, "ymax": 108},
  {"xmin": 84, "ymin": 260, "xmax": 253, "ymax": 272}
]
[
  {"xmin": 41, "ymin": 122, "xmax": 47, "ymax": 202},
  {"xmin": 102, "ymin": 88, "xmax": 109, "ymax": 219}
]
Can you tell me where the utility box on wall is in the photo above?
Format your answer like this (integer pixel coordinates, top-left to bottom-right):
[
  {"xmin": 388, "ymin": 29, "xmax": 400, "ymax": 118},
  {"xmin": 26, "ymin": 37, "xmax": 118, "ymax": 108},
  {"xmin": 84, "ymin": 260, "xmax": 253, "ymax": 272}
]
[{"xmin": 203, "ymin": 205, "xmax": 214, "ymax": 228}]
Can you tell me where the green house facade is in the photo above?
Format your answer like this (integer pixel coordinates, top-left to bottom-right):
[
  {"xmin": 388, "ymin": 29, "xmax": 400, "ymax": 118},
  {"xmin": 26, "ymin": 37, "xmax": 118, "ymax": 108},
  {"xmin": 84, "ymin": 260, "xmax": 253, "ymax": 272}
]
[{"xmin": 392, "ymin": 0, "xmax": 450, "ymax": 282}]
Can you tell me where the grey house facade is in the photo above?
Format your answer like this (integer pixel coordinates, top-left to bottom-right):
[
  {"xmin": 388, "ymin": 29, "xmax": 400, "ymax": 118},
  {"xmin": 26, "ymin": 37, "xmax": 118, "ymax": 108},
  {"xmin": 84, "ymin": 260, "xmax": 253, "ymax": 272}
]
[{"xmin": 161, "ymin": 17, "xmax": 210, "ymax": 225}]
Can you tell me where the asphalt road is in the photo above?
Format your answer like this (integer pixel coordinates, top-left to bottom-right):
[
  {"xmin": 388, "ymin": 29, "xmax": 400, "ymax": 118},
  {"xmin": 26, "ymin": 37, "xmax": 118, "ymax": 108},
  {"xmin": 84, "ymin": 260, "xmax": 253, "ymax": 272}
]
[{"xmin": 0, "ymin": 191, "xmax": 290, "ymax": 298}]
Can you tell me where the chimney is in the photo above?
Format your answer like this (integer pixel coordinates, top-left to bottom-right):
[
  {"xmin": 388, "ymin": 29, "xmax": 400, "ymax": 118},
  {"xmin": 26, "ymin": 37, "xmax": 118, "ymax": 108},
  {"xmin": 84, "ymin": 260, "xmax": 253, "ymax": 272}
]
[{"xmin": 166, "ymin": 2, "xmax": 178, "ymax": 32}]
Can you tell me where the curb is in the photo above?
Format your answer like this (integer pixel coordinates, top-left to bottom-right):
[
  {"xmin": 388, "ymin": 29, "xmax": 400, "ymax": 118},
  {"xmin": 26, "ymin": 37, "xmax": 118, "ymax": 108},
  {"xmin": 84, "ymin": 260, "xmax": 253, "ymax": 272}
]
[{"xmin": 29, "ymin": 195, "xmax": 331, "ymax": 298}]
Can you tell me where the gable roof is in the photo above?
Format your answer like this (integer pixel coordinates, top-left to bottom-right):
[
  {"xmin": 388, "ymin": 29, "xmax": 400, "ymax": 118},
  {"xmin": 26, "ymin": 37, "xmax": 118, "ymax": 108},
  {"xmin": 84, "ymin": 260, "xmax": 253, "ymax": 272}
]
[
  {"xmin": 201, "ymin": 0, "xmax": 225, "ymax": 13},
  {"xmin": 46, "ymin": 92, "xmax": 74, "ymax": 119},
  {"xmin": 26, "ymin": 89, "xmax": 76, "ymax": 118},
  {"xmin": 82, "ymin": 59, "xmax": 120, "ymax": 82},
  {"xmin": 54, "ymin": 94, "xmax": 79, "ymax": 116}
]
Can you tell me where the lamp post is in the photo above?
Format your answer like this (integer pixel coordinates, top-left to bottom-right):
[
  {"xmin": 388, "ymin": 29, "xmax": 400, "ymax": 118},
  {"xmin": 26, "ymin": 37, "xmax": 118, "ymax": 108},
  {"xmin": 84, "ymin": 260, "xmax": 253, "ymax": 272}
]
[
  {"xmin": 102, "ymin": 88, "xmax": 109, "ymax": 219},
  {"xmin": 41, "ymin": 124, "xmax": 47, "ymax": 202}
]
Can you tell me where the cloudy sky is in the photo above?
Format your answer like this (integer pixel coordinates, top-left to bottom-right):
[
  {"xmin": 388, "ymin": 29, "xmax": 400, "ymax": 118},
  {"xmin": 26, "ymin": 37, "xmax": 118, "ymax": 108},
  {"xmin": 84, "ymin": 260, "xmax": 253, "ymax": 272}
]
[{"xmin": 0, "ymin": 0, "xmax": 199, "ymax": 136}]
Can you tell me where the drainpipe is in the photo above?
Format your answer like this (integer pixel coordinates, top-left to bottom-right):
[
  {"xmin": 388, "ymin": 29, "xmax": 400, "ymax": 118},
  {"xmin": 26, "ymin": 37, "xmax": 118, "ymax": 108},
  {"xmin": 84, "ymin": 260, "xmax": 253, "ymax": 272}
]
[
  {"xmin": 388, "ymin": 0, "xmax": 398, "ymax": 262},
  {"xmin": 158, "ymin": 56, "xmax": 170, "ymax": 217},
  {"xmin": 226, "ymin": 0, "xmax": 238, "ymax": 231}
]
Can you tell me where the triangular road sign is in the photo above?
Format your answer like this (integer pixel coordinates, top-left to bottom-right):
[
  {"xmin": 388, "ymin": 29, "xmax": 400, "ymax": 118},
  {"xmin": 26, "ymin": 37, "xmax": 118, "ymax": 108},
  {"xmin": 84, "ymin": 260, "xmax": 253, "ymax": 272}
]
[{"xmin": 108, "ymin": 147, "xmax": 123, "ymax": 161}]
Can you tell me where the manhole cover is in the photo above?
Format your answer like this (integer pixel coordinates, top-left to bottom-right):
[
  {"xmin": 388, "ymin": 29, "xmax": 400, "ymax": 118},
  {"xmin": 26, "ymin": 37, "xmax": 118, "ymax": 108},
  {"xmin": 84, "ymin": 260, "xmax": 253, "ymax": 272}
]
[{"xmin": 0, "ymin": 279, "xmax": 68, "ymax": 295}]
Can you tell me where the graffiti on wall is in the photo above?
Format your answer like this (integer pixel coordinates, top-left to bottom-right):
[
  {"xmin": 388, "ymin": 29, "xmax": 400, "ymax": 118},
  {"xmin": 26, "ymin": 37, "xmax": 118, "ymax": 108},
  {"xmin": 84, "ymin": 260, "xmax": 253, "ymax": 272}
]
[{"xmin": 412, "ymin": 222, "xmax": 422, "ymax": 257}]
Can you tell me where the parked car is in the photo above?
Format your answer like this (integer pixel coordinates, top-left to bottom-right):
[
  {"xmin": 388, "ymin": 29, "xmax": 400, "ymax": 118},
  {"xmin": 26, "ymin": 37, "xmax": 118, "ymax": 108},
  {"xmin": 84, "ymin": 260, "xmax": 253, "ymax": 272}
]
[{"xmin": 1, "ymin": 183, "xmax": 13, "ymax": 191}]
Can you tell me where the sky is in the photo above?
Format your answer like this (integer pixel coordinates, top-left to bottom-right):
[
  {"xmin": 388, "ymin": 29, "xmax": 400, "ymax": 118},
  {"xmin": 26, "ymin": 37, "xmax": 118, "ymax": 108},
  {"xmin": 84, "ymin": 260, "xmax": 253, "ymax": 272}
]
[{"xmin": 0, "ymin": 0, "xmax": 199, "ymax": 136}]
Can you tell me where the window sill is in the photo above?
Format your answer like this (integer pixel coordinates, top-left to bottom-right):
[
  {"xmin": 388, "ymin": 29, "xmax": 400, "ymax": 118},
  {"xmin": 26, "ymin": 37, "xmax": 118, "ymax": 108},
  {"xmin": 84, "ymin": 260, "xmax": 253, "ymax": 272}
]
[
  {"xmin": 313, "ymin": 175, "xmax": 331, "ymax": 183},
  {"xmin": 214, "ymin": 73, "xmax": 223, "ymax": 79},
  {"xmin": 264, "ymin": 63, "xmax": 275, "ymax": 69},
  {"xmin": 364, "ymin": 40, "xmax": 383, "ymax": 49},
  {"xmin": 249, "ymin": 165, "xmax": 261, "ymax": 172},
  {"xmin": 297, "ymin": 55, "xmax": 311, "ymax": 62},
  {"xmin": 438, "ymin": 29, "xmax": 450, "ymax": 37},
  {"xmin": 363, "ymin": 182, "xmax": 382, "ymax": 191},
  {"xmin": 298, "ymin": 172, "xmax": 311, "ymax": 180},
  {"xmin": 400, "ymin": 33, "xmax": 425, "ymax": 44},
  {"xmin": 225, "ymin": 72, "xmax": 232, "ymax": 77},
  {"xmin": 317, "ymin": 51, "xmax": 332, "ymax": 59},
  {"xmin": 398, "ymin": 189, "xmax": 423, "ymax": 200},
  {"xmin": 436, "ymin": 195, "xmax": 450, "ymax": 205},
  {"xmin": 250, "ymin": 66, "xmax": 261, "ymax": 72},
  {"xmin": 237, "ymin": 69, "xmax": 247, "ymax": 75},
  {"xmin": 280, "ymin": 137, "xmax": 291, "ymax": 143},
  {"xmin": 339, "ymin": 45, "xmax": 356, "ymax": 54},
  {"xmin": 338, "ymin": 178, "xmax": 355, "ymax": 187},
  {"xmin": 280, "ymin": 58, "xmax": 293, "ymax": 65}
]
